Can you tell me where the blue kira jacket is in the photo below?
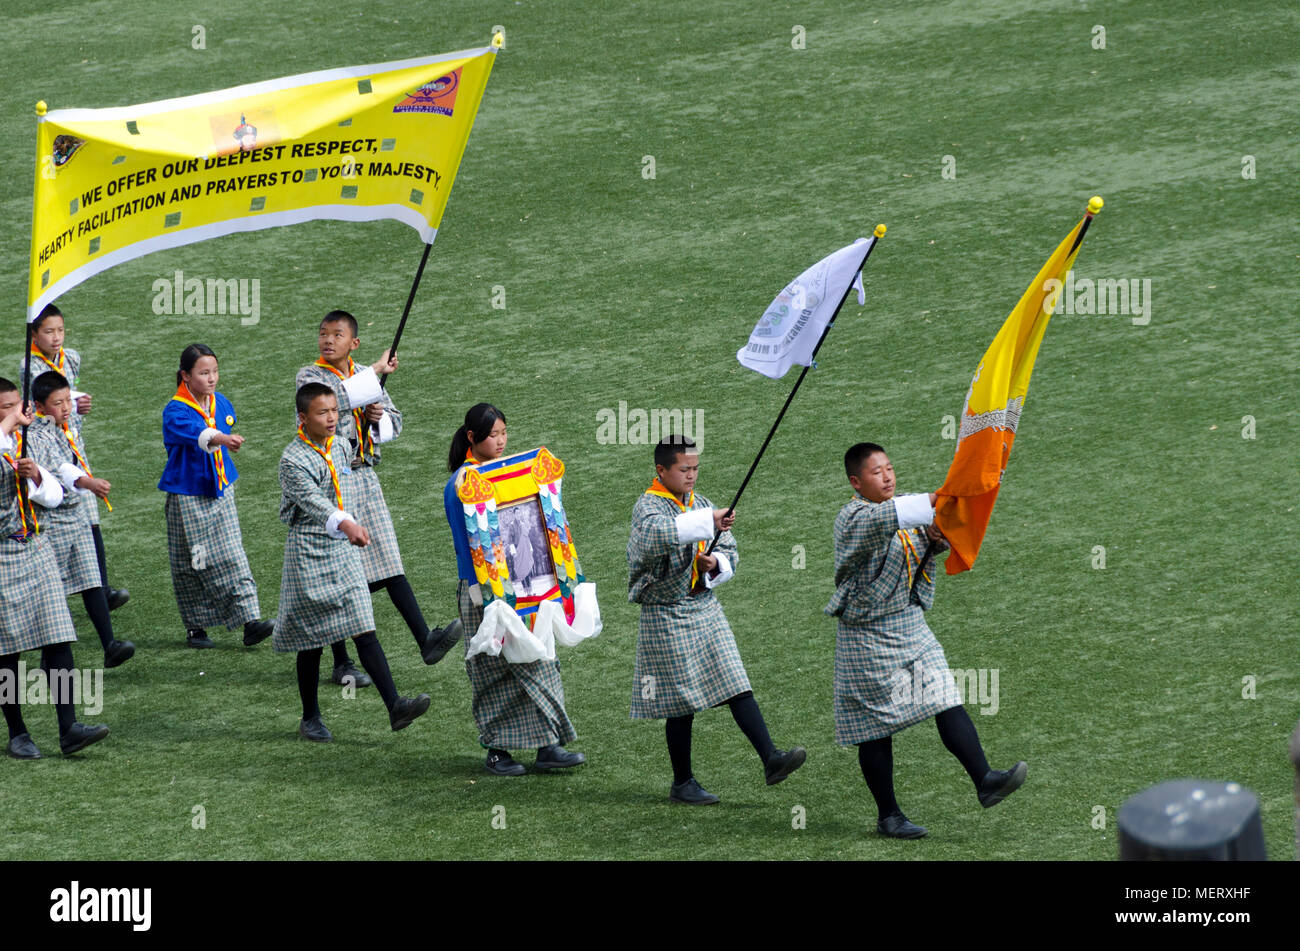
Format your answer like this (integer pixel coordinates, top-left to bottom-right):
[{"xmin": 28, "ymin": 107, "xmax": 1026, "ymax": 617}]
[{"xmin": 157, "ymin": 390, "xmax": 240, "ymax": 498}]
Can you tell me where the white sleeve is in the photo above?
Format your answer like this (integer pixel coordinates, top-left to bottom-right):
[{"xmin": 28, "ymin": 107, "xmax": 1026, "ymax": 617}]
[
  {"xmin": 57, "ymin": 462, "xmax": 89, "ymax": 493},
  {"xmin": 325, "ymin": 509, "xmax": 355, "ymax": 540},
  {"xmin": 341, "ymin": 367, "xmax": 383, "ymax": 409},
  {"xmin": 375, "ymin": 411, "xmax": 396, "ymax": 444},
  {"xmin": 0, "ymin": 432, "xmax": 12, "ymax": 452},
  {"xmin": 198, "ymin": 428, "xmax": 221, "ymax": 453},
  {"xmin": 702, "ymin": 551, "xmax": 734, "ymax": 588},
  {"xmin": 28, "ymin": 467, "xmax": 65, "ymax": 508},
  {"xmin": 894, "ymin": 493, "xmax": 934, "ymax": 530},
  {"xmin": 674, "ymin": 508, "xmax": 715, "ymax": 544}
]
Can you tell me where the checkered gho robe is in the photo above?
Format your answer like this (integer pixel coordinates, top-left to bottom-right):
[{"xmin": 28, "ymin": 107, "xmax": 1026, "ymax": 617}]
[
  {"xmin": 296, "ymin": 363, "xmax": 404, "ymax": 583},
  {"xmin": 18, "ymin": 347, "xmax": 83, "ymax": 431},
  {"xmin": 458, "ymin": 580, "xmax": 577, "ymax": 750},
  {"xmin": 627, "ymin": 491, "xmax": 751, "ymax": 719},
  {"xmin": 0, "ymin": 447, "xmax": 77, "ymax": 654},
  {"xmin": 826, "ymin": 493, "xmax": 961, "ymax": 744},
  {"xmin": 27, "ymin": 418, "xmax": 100, "ymax": 594},
  {"xmin": 272, "ymin": 436, "xmax": 374, "ymax": 652}
]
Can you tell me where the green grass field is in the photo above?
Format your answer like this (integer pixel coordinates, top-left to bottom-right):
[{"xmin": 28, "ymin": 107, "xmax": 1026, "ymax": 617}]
[{"xmin": 0, "ymin": 0, "xmax": 1296, "ymax": 860}]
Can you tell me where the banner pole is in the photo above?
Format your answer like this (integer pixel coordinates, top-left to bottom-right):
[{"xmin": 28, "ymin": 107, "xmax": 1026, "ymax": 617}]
[
  {"xmin": 379, "ymin": 241, "xmax": 433, "ymax": 390},
  {"xmin": 704, "ymin": 226, "xmax": 885, "ymax": 555},
  {"xmin": 20, "ymin": 320, "xmax": 34, "ymax": 459}
]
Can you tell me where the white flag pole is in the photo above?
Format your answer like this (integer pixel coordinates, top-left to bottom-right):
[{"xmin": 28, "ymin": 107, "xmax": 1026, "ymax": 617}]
[{"xmin": 705, "ymin": 223, "xmax": 886, "ymax": 556}]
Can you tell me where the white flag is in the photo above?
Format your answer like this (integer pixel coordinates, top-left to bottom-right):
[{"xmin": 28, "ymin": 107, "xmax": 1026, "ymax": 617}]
[{"xmin": 736, "ymin": 237, "xmax": 874, "ymax": 379}]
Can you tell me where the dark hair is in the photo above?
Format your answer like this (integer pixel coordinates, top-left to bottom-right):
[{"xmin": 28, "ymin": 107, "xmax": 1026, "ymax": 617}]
[
  {"xmin": 32, "ymin": 371, "xmax": 71, "ymax": 406},
  {"xmin": 0, "ymin": 376, "xmax": 17, "ymax": 396},
  {"xmin": 177, "ymin": 343, "xmax": 217, "ymax": 387},
  {"xmin": 320, "ymin": 309, "xmax": 359, "ymax": 337},
  {"xmin": 448, "ymin": 403, "xmax": 507, "ymax": 471},
  {"xmin": 31, "ymin": 303, "xmax": 63, "ymax": 332},
  {"xmin": 654, "ymin": 433, "xmax": 697, "ymax": 470},
  {"xmin": 296, "ymin": 381, "xmax": 336, "ymax": 416},
  {"xmin": 844, "ymin": 442, "xmax": 886, "ymax": 479}
]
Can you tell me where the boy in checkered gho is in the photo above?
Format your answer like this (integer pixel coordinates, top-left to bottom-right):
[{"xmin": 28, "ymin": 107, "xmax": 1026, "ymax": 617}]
[
  {"xmin": 827, "ymin": 441, "xmax": 1027, "ymax": 839},
  {"xmin": 627, "ymin": 434, "xmax": 806, "ymax": 805}
]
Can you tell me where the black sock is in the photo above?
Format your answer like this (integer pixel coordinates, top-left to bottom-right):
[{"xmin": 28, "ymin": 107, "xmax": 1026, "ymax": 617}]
[
  {"xmin": 297, "ymin": 649, "xmax": 322, "ymax": 720},
  {"xmin": 488, "ymin": 747, "xmax": 511, "ymax": 760},
  {"xmin": 381, "ymin": 575, "xmax": 430, "ymax": 646},
  {"xmin": 0, "ymin": 654, "xmax": 28, "ymax": 739},
  {"xmin": 41, "ymin": 643, "xmax": 77, "ymax": 735},
  {"xmin": 91, "ymin": 524, "xmax": 110, "ymax": 589},
  {"xmin": 81, "ymin": 587, "xmax": 114, "ymax": 650},
  {"xmin": 665, "ymin": 714, "xmax": 694, "ymax": 785},
  {"xmin": 727, "ymin": 692, "xmax": 776, "ymax": 763},
  {"xmin": 858, "ymin": 737, "xmax": 900, "ymax": 821},
  {"xmin": 330, "ymin": 641, "xmax": 351, "ymax": 667},
  {"xmin": 353, "ymin": 632, "xmax": 398, "ymax": 710},
  {"xmin": 935, "ymin": 706, "xmax": 991, "ymax": 786}
]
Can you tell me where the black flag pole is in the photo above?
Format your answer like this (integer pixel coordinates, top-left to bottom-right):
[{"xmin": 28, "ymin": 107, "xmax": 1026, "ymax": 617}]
[
  {"xmin": 19, "ymin": 319, "xmax": 34, "ymax": 458},
  {"xmin": 704, "ymin": 225, "xmax": 886, "ymax": 555},
  {"xmin": 378, "ymin": 240, "xmax": 434, "ymax": 391}
]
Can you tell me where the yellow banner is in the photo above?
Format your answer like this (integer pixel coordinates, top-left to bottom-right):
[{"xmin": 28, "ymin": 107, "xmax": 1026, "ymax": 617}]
[{"xmin": 28, "ymin": 44, "xmax": 498, "ymax": 319}]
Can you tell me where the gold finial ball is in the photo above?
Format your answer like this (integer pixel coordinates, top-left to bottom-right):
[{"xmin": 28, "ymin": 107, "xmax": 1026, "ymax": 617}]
[
  {"xmin": 1088, "ymin": 195, "xmax": 1104, "ymax": 214},
  {"xmin": 35, "ymin": 101, "xmax": 47, "ymax": 116},
  {"xmin": 492, "ymin": 30, "xmax": 505, "ymax": 48},
  {"xmin": 873, "ymin": 223, "xmax": 887, "ymax": 238}
]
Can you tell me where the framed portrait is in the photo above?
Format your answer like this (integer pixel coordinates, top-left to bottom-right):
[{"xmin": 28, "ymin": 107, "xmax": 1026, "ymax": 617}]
[{"xmin": 456, "ymin": 446, "xmax": 586, "ymax": 628}]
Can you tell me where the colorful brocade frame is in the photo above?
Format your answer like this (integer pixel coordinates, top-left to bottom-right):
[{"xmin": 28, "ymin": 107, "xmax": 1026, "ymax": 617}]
[{"xmin": 456, "ymin": 447, "xmax": 585, "ymax": 627}]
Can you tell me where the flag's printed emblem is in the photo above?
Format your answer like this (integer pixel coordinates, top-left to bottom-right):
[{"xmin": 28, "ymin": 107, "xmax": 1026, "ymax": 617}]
[
  {"xmin": 233, "ymin": 114, "xmax": 257, "ymax": 151},
  {"xmin": 52, "ymin": 135, "xmax": 86, "ymax": 169},
  {"xmin": 393, "ymin": 69, "xmax": 461, "ymax": 116}
]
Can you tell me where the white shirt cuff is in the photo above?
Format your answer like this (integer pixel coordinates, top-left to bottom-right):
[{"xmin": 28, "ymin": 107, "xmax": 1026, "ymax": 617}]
[
  {"xmin": 674, "ymin": 507, "xmax": 714, "ymax": 545},
  {"xmin": 702, "ymin": 551, "xmax": 733, "ymax": 588},
  {"xmin": 376, "ymin": 411, "xmax": 395, "ymax": 444},
  {"xmin": 0, "ymin": 432, "xmax": 13, "ymax": 452},
  {"xmin": 326, "ymin": 509, "xmax": 354, "ymax": 539},
  {"xmin": 198, "ymin": 427, "xmax": 221, "ymax": 453},
  {"xmin": 894, "ymin": 493, "xmax": 934, "ymax": 530},
  {"xmin": 57, "ymin": 462, "xmax": 89, "ymax": 493},
  {"xmin": 29, "ymin": 467, "xmax": 64, "ymax": 508},
  {"xmin": 341, "ymin": 366, "xmax": 383, "ymax": 409}
]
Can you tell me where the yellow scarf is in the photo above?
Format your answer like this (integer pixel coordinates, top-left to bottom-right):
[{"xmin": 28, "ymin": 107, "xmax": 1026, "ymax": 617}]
[
  {"xmin": 297, "ymin": 427, "xmax": 343, "ymax": 508},
  {"xmin": 61, "ymin": 421, "xmax": 111, "ymax": 511},
  {"xmin": 645, "ymin": 477, "xmax": 705, "ymax": 590},
  {"xmin": 170, "ymin": 384, "xmax": 229, "ymax": 492},
  {"xmin": 4, "ymin": 431, "xmax": 39, "ymax": 538},
  {"xmin": 314, "ymin": 358, "xmax": 374, "ymax": 459}
]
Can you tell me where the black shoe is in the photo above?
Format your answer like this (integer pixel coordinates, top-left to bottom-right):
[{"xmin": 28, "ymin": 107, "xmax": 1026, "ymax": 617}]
[
  {"xmin": 764, "ymin": 746, "xmax": 807, "ymax": 786},
  {"xmin": 103, "ymin": 639, "xmax": 135, "ymax": 669},
  {"xmin": 877, "ymin": 812, "xmax": 928, "ymax": 839},
  {"xmin": 60, "ymin": 722, "xmax": 110, "ymax": 755},
  {"xmin": 242, "ymin": 618, "xmax": 274, "ymax": 647},
  {"xmin": 6, "ymin": 733, "xmax": 41, "ymax": 759},
  {"xmin": 330, "ymin": 660, "xmax": 372, "ymax": 689},
  {"xmin": 535, "ymin": 744, "xmax": 587, "ymax": 771},
  {"xmin": 186, "ymin": 629, "xmax": 215, "ymax": 649},
  {"xmin": 978, "ymin": 760, "xmax": 1028, "ymax": 808},
  {"xmin": 670, "ymin": 777, "xmax": 721, "ymax": 805},
  {"xmin": 299, "ymin": 716, "xmax": 333, "ymax": 743},
  {"xmin": 421, "ymin": 618, "xmax": 465, "ymax": 665},
  {"xmin": 484, "ymin": 751, "xmax": 526, "ymax": 776},
  {"xmin": 389, "ymin": 694, "xmax": 431, "ymax": 731},
  {"xmin": 107, "ymin": 588, "xmax": 129, "ymax": 611}
]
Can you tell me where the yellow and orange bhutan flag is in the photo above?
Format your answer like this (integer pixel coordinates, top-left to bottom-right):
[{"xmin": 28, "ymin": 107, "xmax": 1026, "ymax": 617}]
[{"xmin": 935, "ymin": 197, "xmax": 1103, "ymax": 574}]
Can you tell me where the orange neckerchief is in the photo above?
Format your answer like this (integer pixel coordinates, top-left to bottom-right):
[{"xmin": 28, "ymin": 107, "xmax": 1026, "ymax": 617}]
[
  {"xmin": 297, "ymin": 427, "xmax": 343, "ymax": 508},
  {"xmin": 30, "ymin": 345, "xmax": 65, "ymax": 376},
  {"xmin": 314, "ymin": 358, "xmax": 374, "ymax": 459},
  {"xmin": 898, "ymin": 530, "xmax": 932, "ymax": 588},
  {"xmin": 170, "ymin": 384, "xmax": 229, "ymax": 492},
  {"xmin": 645, "ymin": 477, "xmax": 705, "ymax": 590},
  {"xmin": 61, "ymin": 421, "xmax": 111, "ymax": 511},
  {"xmin": 4, "ymin": 431, "xmax": 39, "ymax": 538},
  {"xmin": 465, "ymin": 448, "xmax": 480, "ymax": 465}
]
